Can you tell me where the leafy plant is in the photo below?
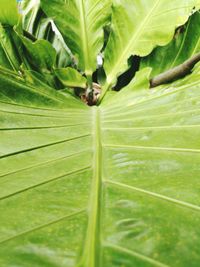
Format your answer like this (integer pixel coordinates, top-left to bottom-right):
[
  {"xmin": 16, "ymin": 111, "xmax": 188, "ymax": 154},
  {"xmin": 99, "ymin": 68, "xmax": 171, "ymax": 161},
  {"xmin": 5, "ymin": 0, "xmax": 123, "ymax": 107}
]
[{"xmin": 0, "ymin": 1, "xmax": 200, "ymax": 267}]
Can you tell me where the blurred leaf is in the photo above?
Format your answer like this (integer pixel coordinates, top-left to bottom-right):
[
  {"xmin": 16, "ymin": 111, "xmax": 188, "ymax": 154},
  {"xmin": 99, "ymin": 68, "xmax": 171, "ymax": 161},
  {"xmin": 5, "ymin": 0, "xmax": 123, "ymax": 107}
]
[
  {"xmin": 0, "ymin": 0, "xmax": 19, "ymax": 26},
  {"xmin": 20, "ymin": 37, "xmax": 56, "ymax": 72},
  {"xmin": 55, "ymin": 67, "xmax": 87, "ymax": 88},
  {"xmin": 21, "ymin": 0, "xmax": 40, "ymax": 33}
]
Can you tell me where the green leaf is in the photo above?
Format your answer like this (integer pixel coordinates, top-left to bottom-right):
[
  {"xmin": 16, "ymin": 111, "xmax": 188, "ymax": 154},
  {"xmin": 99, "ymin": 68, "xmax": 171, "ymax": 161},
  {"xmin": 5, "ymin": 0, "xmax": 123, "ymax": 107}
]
[
  {"xmin": 1, "ymin": 64, "xmax": 200, "ymax": 266},
  {"xmin": 20, "ymin": 37, "xmax": 57, "ymax": 72},
  {"xmin": 21, "ymin": 0, "xmax": 40, "ymax": 33},
  {"xmin": 40, "ymin": 0, "xmax": 111, "ymax": 76},
  {"xmin": 22, "ymin": 0, "xmax": 73, "ymax": 69},
  {"xmin": 0, "ymin": 0, "xmax": 19, "ymax": 26},
  {"xmin": 0, "ymin": 24, "xmax": 21, "ymax": 71},
  {"xmin": 0, "ymin": 24, "xmax": 32, "ymax": 72},
  {"xmin": 100, "ymin": 0, "xmax": 200, "ymax": 100},
  {"xmin": 55, "ymin": 67, "xmax": 87, "ymax": 88},
  {"xmin": 141, "ymin": 11, "xmax": 200, "ymax": 77}
]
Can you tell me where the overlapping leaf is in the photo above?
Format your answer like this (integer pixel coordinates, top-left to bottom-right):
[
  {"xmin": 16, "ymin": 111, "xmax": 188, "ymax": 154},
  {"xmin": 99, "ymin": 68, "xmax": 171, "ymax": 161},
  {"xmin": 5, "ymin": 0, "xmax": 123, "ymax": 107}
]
[
  {"xmin": 141, "ymin": 11, "xmax": 200, "ymax": 77},
  {"xmin": 22, "ymin": 0, "xmax": 73, "ymax": 69},
  {"xmin": 55, "ymin": 67, "xmax": 87, "ymax": 88},
  {"xmin": 0, "ymin": 25, "xmax": 22, "ymax": 71},
  {"xmin": 100, "ymin": 0, "xmax": 200, "ymax": 101},
  {"xmin": 0, "ymin": 0, "xmax": 19, "ymax": 26}
]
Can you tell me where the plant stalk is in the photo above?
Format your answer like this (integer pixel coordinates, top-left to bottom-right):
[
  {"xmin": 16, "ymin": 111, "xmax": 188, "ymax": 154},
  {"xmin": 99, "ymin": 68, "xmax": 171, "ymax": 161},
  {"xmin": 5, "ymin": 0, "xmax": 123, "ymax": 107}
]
[{"xmin": 150, "ymin": 52, "xmax": 200, "ymax": 88}]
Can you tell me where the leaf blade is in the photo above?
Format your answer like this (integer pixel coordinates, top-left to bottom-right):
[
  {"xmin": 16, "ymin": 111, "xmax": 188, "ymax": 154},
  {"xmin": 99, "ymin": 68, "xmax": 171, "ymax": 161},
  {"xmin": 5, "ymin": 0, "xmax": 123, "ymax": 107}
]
[{"xmin": 40, "ymin": 0, "xmax": 111, "ymax": 75}]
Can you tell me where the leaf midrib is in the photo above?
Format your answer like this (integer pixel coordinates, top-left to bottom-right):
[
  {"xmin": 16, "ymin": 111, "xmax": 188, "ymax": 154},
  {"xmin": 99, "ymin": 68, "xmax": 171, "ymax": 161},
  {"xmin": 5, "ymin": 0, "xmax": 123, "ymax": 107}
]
[
  {"xmin": 79, "ymin": 0, "xmax": 91, "ymax": 75},
  {"xmin": 79, "ymin": 107, "xmax": 102, "ymax": 267}
]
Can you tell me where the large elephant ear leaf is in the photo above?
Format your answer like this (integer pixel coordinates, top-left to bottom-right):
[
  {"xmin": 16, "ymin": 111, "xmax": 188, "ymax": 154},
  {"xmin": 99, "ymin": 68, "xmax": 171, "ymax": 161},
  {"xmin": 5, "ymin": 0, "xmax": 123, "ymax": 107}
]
[
  {"xmin": 140, "ymin": 11, "xmax": 200, "ymax": 77},
  {"xmin": 101, "ymin": 0, "xmax": 200, "ymax": 99},
  {"xmin": 40, "ymin": 0, "xmax": 111, "ymax": 76},
  {"xmin": 1, "ymin": 64, "xmax": 200, "ymax": 266},
  {"xmin": 0, "ymin": 0, "xmax": 19, "ymax": 26}
]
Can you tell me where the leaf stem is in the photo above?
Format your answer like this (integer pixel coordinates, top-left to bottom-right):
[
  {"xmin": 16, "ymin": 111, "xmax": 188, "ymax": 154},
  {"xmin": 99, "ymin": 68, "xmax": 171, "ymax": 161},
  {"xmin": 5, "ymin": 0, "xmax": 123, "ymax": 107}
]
[
  {"xmin": 150, "ymin": 52, "xmax": 200, "ymax": 88},
  {"xmin": 97, "ymin": 81, "xmax": 111, "ymax": 105}
]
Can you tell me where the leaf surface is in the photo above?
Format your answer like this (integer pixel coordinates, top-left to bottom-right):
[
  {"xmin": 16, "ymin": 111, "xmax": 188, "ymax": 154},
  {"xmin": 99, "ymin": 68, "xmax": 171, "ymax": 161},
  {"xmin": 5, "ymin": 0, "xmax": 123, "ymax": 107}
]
[
  {"xmin": 22, "ymin": 0, "xmax": 73, "ymax": 69},
  {"xmin": 55, "ymin": 67, "xmax": 87, "ymax": 88},
  {"xmin": 1, "ymin": 65, "xmax": 200, "ymax": 266},
  {"xmin": 20, "ymin": 37, "xmax": 57, "ymax": 71},
  {"xmin": 40, "ymin": 0, "xmax": 111, "ymax": 76},
  {"xmin": 0, "ymin": 25, "xmax": 22, "ymax": 71}
]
